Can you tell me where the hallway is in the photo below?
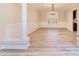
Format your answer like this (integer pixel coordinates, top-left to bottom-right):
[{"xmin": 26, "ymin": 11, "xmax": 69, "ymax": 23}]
[{"xmin": 0, "ymin": 28, "xmax": 79, "ymax": 56}]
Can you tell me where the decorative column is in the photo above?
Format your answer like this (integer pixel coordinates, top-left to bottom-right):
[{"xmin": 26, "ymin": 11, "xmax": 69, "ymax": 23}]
[{"xmin": 20, "ymin": 3, "xmax": 30, "ymax": 49}]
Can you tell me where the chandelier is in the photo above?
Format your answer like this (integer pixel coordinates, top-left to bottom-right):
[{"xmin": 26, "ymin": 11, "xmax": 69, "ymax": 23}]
[
  {"xmin": 49, "ymin": 4, "xmax": 57, "ymax": 24},
  {"xmin": 50, "ymin": 4, "xmax": 55, "ymax": 15}
]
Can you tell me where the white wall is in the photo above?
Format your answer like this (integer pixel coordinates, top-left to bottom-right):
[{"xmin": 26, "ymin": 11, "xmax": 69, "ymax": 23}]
[
  {"xmin": 66, "ymin": 4, "xmax": 79, "ymax": 31},
  {"xmin": 77, "ymin": 8, "xmax": 79, "ymax": 35},
  {"xmin": 66, "ymin": 9, "xmax": 74, "ymax": 32},
  {"xmin": 27, "ymin": 4, "xmax": 40, "ymax": 34},
  {"xmin": 0, "ymin": 3, "xmax": 30, "ymax": 49},
  {"xmin": 77, "ymin": 6, "xmax": 79, "ymax": 46},
  {"xmin": 39, "ymin": 11, "xmax": 66, "ymax": 28},
  {"xmin": 66, "ymin": 10, "xmax": 73, "ymax": 31},
  {"xmin": 0, "ymin": 4, "xmax": 20, "ymax": 43},
  {"xmin": 65, "ymin": 4, "xmax": 79, "ymax": 46}
]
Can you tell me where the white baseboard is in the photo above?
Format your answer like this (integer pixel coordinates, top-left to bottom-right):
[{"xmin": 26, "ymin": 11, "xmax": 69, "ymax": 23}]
[
  {"xmin": 40, "ymin": 27, "xmax": 66, "ymax": 29},
  {"xmin": 0, "ymin": 43, "xmax": 29, "ymax": 49},
  {"xmin": 0, "ymin": 37, "xmax": 30, "ymax": 49}
]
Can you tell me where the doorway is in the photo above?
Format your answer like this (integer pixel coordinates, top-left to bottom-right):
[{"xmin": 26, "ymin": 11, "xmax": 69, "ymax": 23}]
[{"xmin": 73, "ymin": 10, "xmax": 77, "ymax": 31}]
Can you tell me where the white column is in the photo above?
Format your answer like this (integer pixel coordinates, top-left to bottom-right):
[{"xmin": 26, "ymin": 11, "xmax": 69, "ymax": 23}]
[
  {"xmin": 20, "ymin": 3, "xmax": 27, "ymax": 42},
  {"xmin": 20, "ymin": 3, "xmax": 30, "ymax": 49}
]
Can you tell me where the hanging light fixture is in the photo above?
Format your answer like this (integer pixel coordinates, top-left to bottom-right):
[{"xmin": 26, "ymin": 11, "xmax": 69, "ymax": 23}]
[
  {"xmin": 50, "ymin": 4, "xmax": 57, "ymax": 24},
  {"xmin": 50, "ymin": 4, "xmax": 55, "ymax": 15}
]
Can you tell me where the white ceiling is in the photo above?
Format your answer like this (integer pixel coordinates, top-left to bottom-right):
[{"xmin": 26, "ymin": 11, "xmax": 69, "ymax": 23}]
[{"xmin": 28, "ymin": 3, "xmax": 79, "ymax": 11}]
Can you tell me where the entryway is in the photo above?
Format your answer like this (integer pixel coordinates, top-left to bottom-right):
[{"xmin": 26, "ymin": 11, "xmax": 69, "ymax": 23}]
[{"xmin": 73, "ymin": 9, "xmax": 77, "ymax": 32}]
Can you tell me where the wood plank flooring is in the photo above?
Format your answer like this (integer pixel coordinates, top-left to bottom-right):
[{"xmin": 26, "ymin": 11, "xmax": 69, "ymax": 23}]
[{"xmin": 0, "ymin": 28, "xmax": 79, "ymax": 56}]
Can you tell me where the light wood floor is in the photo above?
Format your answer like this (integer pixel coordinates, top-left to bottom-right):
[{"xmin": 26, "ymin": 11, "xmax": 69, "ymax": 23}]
[{"xmin": 0, "ymin": 28, "xmax": 79, "ymax": 56}]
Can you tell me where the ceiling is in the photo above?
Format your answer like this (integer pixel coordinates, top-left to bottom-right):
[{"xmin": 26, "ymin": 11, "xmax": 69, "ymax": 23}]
[{"xmin": 28, "ymin": 3, "xmax": 79, "ymax": 11}]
